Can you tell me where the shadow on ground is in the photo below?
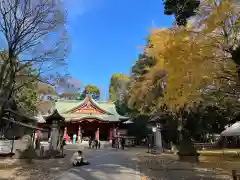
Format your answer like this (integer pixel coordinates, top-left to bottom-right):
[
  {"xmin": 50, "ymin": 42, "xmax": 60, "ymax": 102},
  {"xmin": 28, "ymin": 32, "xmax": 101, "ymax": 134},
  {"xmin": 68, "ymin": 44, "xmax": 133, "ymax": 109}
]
[
  {"xmin": 11, "ymin": 145, "xmax": 94, "ymax": 180},
  {"xmin": 56, "ymin": 149, "xmax": 233, "ymax": 180},
  {"xmin": 12, "ymin": 148, "xmax": 234, "ymax": 180}
]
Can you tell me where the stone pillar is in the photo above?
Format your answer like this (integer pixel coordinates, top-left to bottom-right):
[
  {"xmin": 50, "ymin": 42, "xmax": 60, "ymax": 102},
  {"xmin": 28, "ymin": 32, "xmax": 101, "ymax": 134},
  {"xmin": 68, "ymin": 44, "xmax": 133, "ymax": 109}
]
[
  {"xmin": 49, "ymin": 121, "xmax": 59, "ymax": 151},
  {"xmin": 154, "ymin": 124, "xmax": 163, "ymax": 153},
  {"xmin": 78, "ymin": 125, "xmax": 82, "ymax": 144}
]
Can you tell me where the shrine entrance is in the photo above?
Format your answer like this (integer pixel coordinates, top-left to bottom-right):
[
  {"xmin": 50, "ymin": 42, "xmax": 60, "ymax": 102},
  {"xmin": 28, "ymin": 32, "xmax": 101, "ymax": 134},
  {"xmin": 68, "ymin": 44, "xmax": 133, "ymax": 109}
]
[{"xmin": 79, "ymin": 120, "xmax": 112, "ymax": 141}]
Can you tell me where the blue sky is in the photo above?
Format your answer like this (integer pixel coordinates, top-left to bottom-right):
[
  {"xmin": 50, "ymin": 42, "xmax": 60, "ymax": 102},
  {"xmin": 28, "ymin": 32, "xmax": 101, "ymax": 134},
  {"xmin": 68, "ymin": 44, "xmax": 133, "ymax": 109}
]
[{"xmin": 65, "ymin": 0, "xmax": 174, "ymax": 100}]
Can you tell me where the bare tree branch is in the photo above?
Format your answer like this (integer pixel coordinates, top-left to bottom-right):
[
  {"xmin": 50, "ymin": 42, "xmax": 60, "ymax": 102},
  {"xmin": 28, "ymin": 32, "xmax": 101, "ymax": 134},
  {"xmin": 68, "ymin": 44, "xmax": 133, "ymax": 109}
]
[{"xmin": 0, "ymin": 0, "xmax": 69, "ymax": 121}]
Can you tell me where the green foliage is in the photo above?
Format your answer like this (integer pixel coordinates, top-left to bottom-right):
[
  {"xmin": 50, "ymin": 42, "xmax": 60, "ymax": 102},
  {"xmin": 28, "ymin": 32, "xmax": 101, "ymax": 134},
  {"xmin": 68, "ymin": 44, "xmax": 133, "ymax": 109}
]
[
  {"xmin": 163, "ymin": 0, "xmax": 200, "ymax": 26},
  {"xmin": 109, "ymin": 73, "xmax": 130, "ymax": 102},
  {"xmin": 172, "ymin": 103, "xmax": 233, "ymax": 142},
  {"xmin": 14, "ymin": 64, "xmax": 39, "ymax": 115},
  {"xmin": 14, "ymin": 85, "xmax": 39, "ymax": 116},
  {"xmin": 128, "ymin": 51, "xmax": 160, "ymax": 114},
  {"xmin": 80, "ymin": 85, "xmax": 100, "ymax": 100},
  {"xmin": 127, "ymin": 115, "xmax": 151, "ymax": 140},
  {"xmin": 131, "ymin": 53, "xmax": 156, "ymax": 79}
]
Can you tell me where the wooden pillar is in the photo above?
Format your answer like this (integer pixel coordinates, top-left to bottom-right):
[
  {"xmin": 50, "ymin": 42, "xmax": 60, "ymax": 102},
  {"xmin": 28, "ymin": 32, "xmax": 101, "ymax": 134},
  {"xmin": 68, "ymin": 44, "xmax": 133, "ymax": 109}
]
[
  {"xmin": 113, "ymin": 128, "xmax": 117, "ymax": 138},
  {"xmin": 95, "ymin": 128, "xmax": 99, "ymax": 141},
  {"xmin": 64, "ymin": 126, "xmax": 69, "ymax": 143},
  {"xmin": 78, "ymin": 125, "xmax": 82, "ymax": 143}
]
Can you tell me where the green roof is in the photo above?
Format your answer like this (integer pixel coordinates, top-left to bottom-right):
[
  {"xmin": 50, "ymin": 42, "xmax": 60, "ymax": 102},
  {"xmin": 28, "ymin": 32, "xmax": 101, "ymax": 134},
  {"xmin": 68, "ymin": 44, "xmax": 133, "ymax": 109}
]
[{"xmin": 55, "ymin": 96, "xmax": 129, "ymax": 122}]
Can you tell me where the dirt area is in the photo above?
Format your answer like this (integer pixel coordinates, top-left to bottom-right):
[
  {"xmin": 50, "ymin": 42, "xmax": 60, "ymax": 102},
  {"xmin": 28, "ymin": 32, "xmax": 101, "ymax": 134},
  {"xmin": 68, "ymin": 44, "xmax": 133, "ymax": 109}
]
[
  {"xmin": 198, "ymin": 149, "xmax": 240, "ymax": 156},
  {"xmin": 0, "ymin": 156, "xmax": 73, "ymax": 180},
  {"xmin": 199, "ymin": 155, "xmax": 240, "ymax": 174},
  {"xmin": 138, "ymin": 153, "xmax": 233, "ymax": 180},
  {"xmin": 0, "ymin": 146, "xmax": 94, "ymax": 180}
]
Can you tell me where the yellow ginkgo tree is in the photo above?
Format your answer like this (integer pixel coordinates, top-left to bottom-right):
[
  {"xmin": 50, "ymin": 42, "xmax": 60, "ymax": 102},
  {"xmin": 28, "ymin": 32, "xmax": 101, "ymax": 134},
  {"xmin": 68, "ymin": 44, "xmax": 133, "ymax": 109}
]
[{"xmin": 138, "ymin": 0, "xmax": 238, "ymax": 112}]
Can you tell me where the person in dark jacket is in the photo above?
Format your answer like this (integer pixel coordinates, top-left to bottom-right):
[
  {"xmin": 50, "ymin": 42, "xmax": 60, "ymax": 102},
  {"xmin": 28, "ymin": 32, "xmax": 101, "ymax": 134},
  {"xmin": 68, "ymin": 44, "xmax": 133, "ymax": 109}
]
[
  {"xmin": 98, "ymin": 141, "xmax": 101, "ymax": 149},
  {"xmin": 121, "ymin": 137, "xmax": 125, "ymax": 150},
  {"xmin": 95, "ymin": 139, "xmax": 98, "ymax": 149},
  {"xmin": 112, "ymin": 139, "xmax": 115, "ymax": 148},
  {"xmin": 88, "ymin": 137, "xmax": 92, "ymax": 149}
]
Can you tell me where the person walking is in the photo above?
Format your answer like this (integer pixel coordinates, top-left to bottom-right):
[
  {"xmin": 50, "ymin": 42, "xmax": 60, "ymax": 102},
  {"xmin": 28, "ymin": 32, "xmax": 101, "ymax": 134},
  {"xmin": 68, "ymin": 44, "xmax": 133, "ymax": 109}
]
[
  {"xmin": 73, "ymin": 134, "xmax": 77, "ymax": 144},
  {"xmin": 117, "ymin": 137, "xmax": 121, "ymax": 149},
  {"xmin": 88, "ymin": 136, "xmax": 92, "ymax": 149},
  {"xmin": 121, "ymin": 137, "xmax": 125, "ymax": 150},
  {"xmin": 91, "ymin": 140, "xmax": 95, "ymax": 148},
  {"xmin": 112, "ymin": 138, "xmax": 115, "ymax": 148},
  {"xmin": 95, "ymin": 139, "xmax": 98, "ymax": 149},
  {"xmin": 98, "ymin": 140, "xmax": 101, "ymax": 149}
]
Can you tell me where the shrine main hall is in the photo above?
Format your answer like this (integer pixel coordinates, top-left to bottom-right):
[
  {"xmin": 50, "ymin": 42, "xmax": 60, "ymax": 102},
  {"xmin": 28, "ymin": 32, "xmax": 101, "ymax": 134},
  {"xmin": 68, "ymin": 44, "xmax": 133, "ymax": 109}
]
[{"xmin": 38, "ymin": 95, "xmax": 129, "ymax": 141}]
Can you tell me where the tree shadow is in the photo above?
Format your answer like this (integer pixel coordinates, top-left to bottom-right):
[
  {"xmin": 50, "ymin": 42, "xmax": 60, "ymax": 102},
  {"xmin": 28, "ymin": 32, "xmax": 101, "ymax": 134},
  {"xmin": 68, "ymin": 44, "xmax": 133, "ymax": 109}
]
[
  {"xmin": 138, "ymin": 153, "xmax": 232, "ymax": 180},
  {"xmin": 11, "ymin": 147, "xmax": 94, "ymax": 180},
  {"xmin": 11, "ymin": 148, "xmax": 233, "ymax": 180},
  {"xmin": 54, "ymin": 149, "xmax": 232, "ymax": 180}
]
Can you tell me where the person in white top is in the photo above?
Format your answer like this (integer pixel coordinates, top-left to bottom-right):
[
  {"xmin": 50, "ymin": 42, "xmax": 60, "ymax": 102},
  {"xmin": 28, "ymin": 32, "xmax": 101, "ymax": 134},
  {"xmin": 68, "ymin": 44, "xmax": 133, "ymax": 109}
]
[{"xmin": 71, "ymin": 150, "xmax": 90, "ymax": 166}]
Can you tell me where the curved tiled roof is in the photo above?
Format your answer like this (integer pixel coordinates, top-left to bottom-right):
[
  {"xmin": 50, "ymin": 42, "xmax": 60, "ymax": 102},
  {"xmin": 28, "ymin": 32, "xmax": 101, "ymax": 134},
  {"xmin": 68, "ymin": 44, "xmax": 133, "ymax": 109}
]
[{"xmin": 54, "ymin": 96, "xmax": 129, "ymax": 122}]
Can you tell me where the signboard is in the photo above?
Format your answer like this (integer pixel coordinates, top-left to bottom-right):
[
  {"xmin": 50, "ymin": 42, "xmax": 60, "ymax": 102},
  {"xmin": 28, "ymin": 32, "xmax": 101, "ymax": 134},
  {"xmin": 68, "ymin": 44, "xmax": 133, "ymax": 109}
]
[{"xmin": 0, "ymin": 140, "xmax": 12, "ymax": 154}]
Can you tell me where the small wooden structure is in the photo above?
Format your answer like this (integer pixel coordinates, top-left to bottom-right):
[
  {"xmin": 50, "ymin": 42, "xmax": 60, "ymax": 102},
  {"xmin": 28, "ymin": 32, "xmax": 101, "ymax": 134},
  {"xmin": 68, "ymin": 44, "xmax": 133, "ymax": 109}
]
[
  {"xmin": 0, "ymin": 98, "xmax": 45, "ymax": 156},
  {"xmin": 42, "ymin": 109, "xmax": 65, "ymax": 151}
]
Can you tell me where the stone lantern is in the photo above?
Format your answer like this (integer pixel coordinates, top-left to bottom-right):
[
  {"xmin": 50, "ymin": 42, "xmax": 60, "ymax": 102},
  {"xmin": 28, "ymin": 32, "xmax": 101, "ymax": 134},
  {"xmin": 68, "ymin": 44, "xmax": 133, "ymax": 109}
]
[
  {"xmin": 148, "ymin": 113, "xmax": 166, "ymax": 153},
  {"xmin": 45, "ymin": 109, "xmax": 65, "ymax": 151}
]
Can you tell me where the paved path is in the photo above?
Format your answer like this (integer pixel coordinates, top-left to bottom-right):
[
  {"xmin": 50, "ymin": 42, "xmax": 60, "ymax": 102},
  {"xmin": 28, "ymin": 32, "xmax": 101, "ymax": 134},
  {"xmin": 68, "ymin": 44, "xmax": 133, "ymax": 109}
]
[{"xmin": 55, "ymin": 149, "xmax": 142, "ymax": 180}]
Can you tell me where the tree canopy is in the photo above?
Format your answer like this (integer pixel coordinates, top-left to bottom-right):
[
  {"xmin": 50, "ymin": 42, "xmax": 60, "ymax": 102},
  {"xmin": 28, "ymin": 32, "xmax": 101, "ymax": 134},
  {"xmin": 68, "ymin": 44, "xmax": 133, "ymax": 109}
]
[
  {"xmin": 109, "ymin": 73, "xmax": 130, "ymax": 102},
  {"xmin": 163, "ymin": 0, "xmax": 200, "ymax": 26},
  {"xmin": 0, "ymin": 0, "xmax": 69, "ymax": 114},
  {"xmin": 128, "ymin": 0, "xmax": 239, "ymax": 113},
  {"xmin": 80, "ymin": 85, "xmax": 100, "ymax": 100}
]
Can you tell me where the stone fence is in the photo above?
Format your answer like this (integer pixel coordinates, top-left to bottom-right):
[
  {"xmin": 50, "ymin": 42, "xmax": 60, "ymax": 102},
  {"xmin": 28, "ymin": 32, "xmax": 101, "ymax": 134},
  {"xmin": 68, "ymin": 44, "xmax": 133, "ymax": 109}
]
[{"xmin": 193, "ymin": 142, "xmax": 217, "ymax": 150}]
